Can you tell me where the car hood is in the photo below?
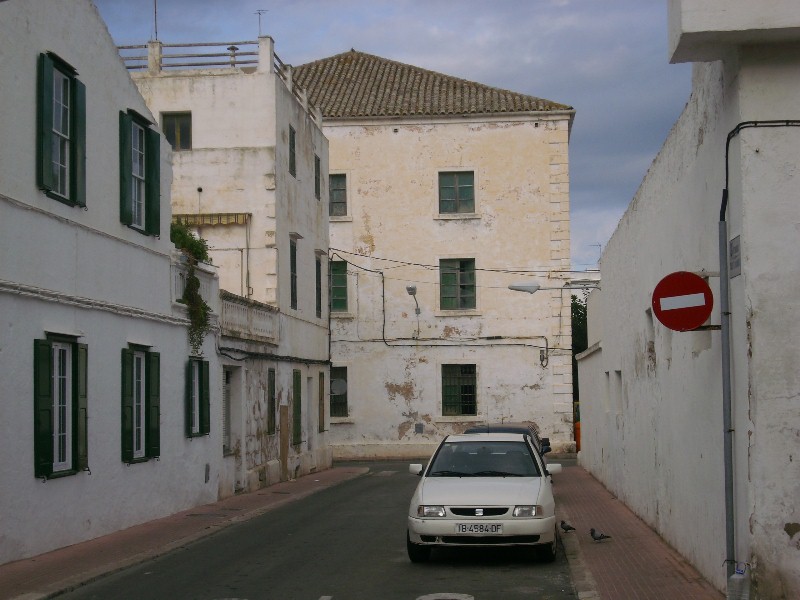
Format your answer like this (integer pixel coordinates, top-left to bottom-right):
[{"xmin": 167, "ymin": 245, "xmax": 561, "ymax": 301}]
[{"xmin": 419, "ymin": 476, "xmax": 543, "ymax": 506}]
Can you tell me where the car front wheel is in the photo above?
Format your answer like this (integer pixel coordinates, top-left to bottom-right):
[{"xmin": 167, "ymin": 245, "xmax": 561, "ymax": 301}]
[
  {"xmin": 534, "ymin": 527, "xmax": 558, "ymax": 563},
  {"xmin": 407, "ymin": 530, "xmax": 432, "ymax": 563}
]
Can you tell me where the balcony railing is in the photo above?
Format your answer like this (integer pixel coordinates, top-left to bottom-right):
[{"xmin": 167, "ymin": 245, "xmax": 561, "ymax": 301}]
[
  {"xmin": 220, "ymin": 290, "xmax": 279, "ymax": 344},
  {"xmin": 118, "ymin": 41, "xmax": 259, "ymax": 71}
]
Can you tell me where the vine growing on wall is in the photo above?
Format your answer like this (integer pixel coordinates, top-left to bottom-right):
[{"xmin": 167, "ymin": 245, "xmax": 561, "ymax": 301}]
[{"xmin": 171, "ymin": 222, "xmax": 212, "ymax": 355}]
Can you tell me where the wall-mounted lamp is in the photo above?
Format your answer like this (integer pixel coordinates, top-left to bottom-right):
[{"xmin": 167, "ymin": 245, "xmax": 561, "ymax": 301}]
[
  {"xmin": 508, "ymin": 281, "xmax": 600, "ymax": 293},
  {"xmin": 406, "ymin": 285, "xmax": 421, "ymax": 338}
]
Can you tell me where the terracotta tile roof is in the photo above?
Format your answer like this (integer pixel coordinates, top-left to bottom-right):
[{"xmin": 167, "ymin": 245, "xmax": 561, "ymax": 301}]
[{"xmin": 293, "ymin": 49, "xmax": 572, "ymax": 119}]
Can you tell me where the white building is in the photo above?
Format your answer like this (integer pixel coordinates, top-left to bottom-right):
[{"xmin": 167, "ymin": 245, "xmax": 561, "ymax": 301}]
[
  {"xmin": 0, "ymin": 0, "xmax": 222, "ymax": 564},
  {"xmin": 126, "ymin": 38, "xmax": 332, "ymax": 492},
  {"xmin": 295, "ymin": 51, "xmax": 576, "ymax": 458},
  {"xmin": 577, "ymin": 0, "xmax": 800, "ymax": 595}
]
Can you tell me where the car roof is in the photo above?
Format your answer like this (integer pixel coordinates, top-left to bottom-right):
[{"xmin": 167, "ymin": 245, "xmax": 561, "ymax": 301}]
[
  {"xmin": 464, "ymin": 423, "xmax": 538, "ymax": 434},
  {"xmin": 445, "ymin": 432, "xmax": 529, "ymax": 443}
]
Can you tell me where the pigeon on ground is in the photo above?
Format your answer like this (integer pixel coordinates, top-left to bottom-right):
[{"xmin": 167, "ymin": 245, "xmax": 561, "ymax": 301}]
[
  {"xmin": 590, "ymin": 528, "xmax": 612, "ymax": 542},
  {"xmin": 560, "ymin": 520, "xmax": 576, "ymax": 533}
]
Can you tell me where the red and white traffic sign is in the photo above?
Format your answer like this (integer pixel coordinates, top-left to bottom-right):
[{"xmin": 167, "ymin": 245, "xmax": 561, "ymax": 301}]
[{"xmin": 651, "ymin": 271, "xmax": 713, "ymax": 331}]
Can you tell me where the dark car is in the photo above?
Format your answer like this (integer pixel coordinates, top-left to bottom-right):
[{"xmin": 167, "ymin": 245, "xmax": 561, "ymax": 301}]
[{"xmin": 463, "ymin": 422, "xmax": 551, "ymax": 459}]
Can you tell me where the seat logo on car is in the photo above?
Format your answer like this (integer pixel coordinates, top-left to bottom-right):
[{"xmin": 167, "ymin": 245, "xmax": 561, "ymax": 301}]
[{"xmin": 475, "ymin": 508, "xmax": 484, "ymax": 516}]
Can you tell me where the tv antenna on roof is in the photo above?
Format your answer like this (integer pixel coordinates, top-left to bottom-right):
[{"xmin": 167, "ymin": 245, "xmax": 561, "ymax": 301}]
[{"xmin": 256, "ymin": 9, "xmax": 268, "ymax": 37}]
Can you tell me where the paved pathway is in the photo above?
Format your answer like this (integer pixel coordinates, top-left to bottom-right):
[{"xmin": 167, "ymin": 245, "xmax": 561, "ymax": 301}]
[{"xmin": 0, "ymin": 462, "xmax": 724, "ymax": 600}]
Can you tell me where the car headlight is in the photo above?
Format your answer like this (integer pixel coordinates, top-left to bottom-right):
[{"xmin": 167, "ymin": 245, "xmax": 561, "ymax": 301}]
[
  {"xmin": 417, "ymin": 505, "xmax": 446, "ymax": 517},
  {"xmin": 513, "ymin": 505, "xmax": 543, "ymax": 517}
]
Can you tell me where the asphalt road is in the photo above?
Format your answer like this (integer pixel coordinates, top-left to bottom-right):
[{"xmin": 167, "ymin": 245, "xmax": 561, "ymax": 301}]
[{"xmin": 59, "ymin": 461, "xmax": 576, "ymax": 600}]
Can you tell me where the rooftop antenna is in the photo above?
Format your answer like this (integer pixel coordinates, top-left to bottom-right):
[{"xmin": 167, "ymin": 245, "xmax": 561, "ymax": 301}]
[
  {"xmin": 153, "ymin": 0, "xmax": 159, "ymax": 41},
  {"xmin": 256, "ymin": 9, "xmax": 268, "ymax": 37}
]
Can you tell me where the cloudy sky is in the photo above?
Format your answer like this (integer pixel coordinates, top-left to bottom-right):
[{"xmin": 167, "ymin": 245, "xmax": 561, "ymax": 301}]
[{"xmin": 94, "ymin": 0, "xmax": 692, "ymax": 271}]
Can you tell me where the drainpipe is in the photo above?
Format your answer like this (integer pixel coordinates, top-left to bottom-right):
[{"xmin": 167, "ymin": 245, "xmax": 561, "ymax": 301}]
[{"xmin": 720, "ymin": 120, "xmax": 800, "ymax": 579}]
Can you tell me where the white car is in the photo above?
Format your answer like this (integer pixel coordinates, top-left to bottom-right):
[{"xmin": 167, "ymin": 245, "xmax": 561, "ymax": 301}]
[{"xmin": 407, "ymin": 433, "xmax": 562, "ymax": 563}]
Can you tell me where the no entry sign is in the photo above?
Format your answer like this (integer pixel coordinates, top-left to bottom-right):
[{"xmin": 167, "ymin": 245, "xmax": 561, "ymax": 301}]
[{"xmin": 651, "ymin": 271, "xmax": 713, "ymax": 331}]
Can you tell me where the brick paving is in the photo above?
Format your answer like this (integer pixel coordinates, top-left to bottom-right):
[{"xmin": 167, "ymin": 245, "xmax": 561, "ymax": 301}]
[{"xmin": 555, "ymin": 464, "xmax": 724, "ymax": 600}]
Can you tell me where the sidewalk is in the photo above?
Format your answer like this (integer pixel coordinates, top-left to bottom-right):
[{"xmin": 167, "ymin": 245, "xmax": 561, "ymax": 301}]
[
  {"xmin": 555, "ymin": 464, "xmax": 724, "ymax": 599},
  {"xmin": 1, "ymin": 462, "xmax": 724, "ymax": 600},
  {"xmin": 0, "ymin": 466, "xmax": 368, "ymax": 600}
]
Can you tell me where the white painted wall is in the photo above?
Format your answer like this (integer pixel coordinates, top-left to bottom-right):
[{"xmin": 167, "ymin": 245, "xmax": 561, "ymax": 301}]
[
  {"xmin": 0, "ymin": 0, "xmax": 223, "ymax": 563},
  {"xmin": 326, "ymin": 114, "xmax": 575, "ymax": 458},
  {"xmin": 132, "ymin": 38, "xmax": 331, "ymax": 492},
  {"xmin": 578, "ymin": 14, "xmax": 800, "ymax": 596}
]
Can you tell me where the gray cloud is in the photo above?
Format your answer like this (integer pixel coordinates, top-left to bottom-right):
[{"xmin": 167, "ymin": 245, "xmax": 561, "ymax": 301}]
[{"xmin": 95, "ymin": 0, "xmax": 692, "ymax": 270}]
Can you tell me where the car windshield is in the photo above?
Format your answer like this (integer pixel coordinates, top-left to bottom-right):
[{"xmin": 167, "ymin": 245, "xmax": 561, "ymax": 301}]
[{"xmin": 428, "ymin": 441, "xmax": 541, "ymax": 477}]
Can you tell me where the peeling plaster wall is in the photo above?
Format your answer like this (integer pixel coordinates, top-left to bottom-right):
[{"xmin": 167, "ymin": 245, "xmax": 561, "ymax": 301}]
[
  {"xmin": 578, "ymin": 42, "xmax": 800, "ymax": 596},
  {"xmin": 326, "ymin": 114, "xmax": 574, "ymax": 458},
  {"xmin": 132, "ymin": 39, "xmax": 331, "ymax": 494}
]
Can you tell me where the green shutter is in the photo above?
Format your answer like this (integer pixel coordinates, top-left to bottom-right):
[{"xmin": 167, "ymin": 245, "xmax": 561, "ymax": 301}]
[
  {"xmin": 75, "ymin": 343, "xmax": 88, "ymax": 471},
  {"xmin": 119, "ymin": 111, "xmax": 133, "ymax": 225},
  {"xmin": 146, "ymin": 352, "xmax": 160, "ymax": 457},
  {"xmin": 185, "ymin": 360, "xmax": 193, "ymax": 437},
  {"xmin": 145, "ymin": 127, "xmax": 161, "ymax": 236},
  {"xmin": 292, "ymin": 369, "xmax": 301, "ymax": 445},
  {"xmin": 37, "ymin": 54, "xmax": 55, "ymax": 193},
  {"xmin": 200, "ymin": 360, "xmax": 210, "ymax": 435},
  {"xmin": 72, "ymin": 79, "xmax": 86, "ymax": 207},
  {"xmin": 33, "ymin": 339, "xmax": 54, "ymax": 478},
  {"xmin": 121, "ymin": 348, "xmax": 134, "ymax": 462}
]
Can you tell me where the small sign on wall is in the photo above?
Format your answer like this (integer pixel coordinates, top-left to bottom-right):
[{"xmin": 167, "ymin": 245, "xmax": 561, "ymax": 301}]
[{"xmin": 729, "ymin": 236, "xmax": 741, "ymax": 278}]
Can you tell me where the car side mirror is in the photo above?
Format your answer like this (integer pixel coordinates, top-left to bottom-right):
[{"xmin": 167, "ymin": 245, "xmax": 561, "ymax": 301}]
[
  {"xmin": 409, "ymin": 464, "xmax": 423, "ymax": 476},
  {"xmin": 546, "ymin": 463, "xmax": 562, "ymax": 475}
]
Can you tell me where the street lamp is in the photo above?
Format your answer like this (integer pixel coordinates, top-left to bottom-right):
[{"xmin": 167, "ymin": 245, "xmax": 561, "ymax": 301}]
[
  {"xmin": 508, "ymin": 281, "xmax": 599, "ymax": 293},
  {"xmin": 406, "ymin": 285, "xmax": 420, "ymax": 338}
]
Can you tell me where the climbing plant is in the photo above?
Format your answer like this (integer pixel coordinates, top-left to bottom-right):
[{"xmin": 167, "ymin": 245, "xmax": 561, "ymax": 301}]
[{"xmin": 171, "ymin": 222, "xmax": 212, "ymax": 354}]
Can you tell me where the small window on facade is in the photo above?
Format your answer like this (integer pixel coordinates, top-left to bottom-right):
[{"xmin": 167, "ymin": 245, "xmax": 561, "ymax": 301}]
[
  {"xmin": 121, "ymin": 346, "xmax": 160, "ymax": 462},
  {"xmin": 439, "ymin": 171, "xmax": 474, "ymax": 214},
  {"xmin": 330, "ymin": 366, "xmax": 348, "ymax": 417},
  {"xmin": 120, "ymin": 110, "xmax": 161, "ymax": 235},
  {"xmin": 290, "ymin": 239, "xmax": 298, "ymax": 310},
  {"xmin": 440, "ymin": 258, "xmax": 476, "ymax": 310},
  {"xmin": 36, "ymin": 53, "xmax": 86, "ymax": 206},
  {"xmin": 442, "ymin": 364, "xmax": 477, "ymax": 416},
  {"xmin": 330, "ymin": 261, "xmax": 348, "ymax": 312},
  {"xmin": 329, "ymin": 174, "xmax": 347, "ymax": 216},
  {"xmin": 315, "ymin": 256, "xmax": 322, "ymax": 318},
  {"xmin": 289, "ymin": 126, "xmax": 296, "ymax": 177},
  {"xmin": 186, "ymin": 358, "xmax": 210, "ymax": 437},
  {"xmin": 34, "ymin": 337, "xmax": 88, "ymax": 478},
  {"xmin": 267, "ymin": 369, "xmax": 276, "ymax": 435},
  {"xmin": 292, "ymin": 369, "xmax": 302, "ymax": 445},
  {"xmin": 162, "ymin": 112, "xmax": 192, "ymax": 150},
  {"xmin": 314, "ymin": 155, "xmax": 321, "ymax": 200},
  {"xmin": 318, "ymin": 372, "xmax": 325, "ymax": 433},
  {"xmin": 222, "ymin": 368, "xmax": 232, "ymax": 454}
]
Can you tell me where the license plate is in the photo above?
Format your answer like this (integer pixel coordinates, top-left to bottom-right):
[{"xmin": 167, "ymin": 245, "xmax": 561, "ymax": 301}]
[{"xmin": 455, "ymin": 523, "xmax": 503, "ymax": 534}]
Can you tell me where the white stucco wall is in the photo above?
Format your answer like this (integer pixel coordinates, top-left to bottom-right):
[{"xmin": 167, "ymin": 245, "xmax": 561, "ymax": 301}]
[
  {"xmin": 131, "ymin": 39, "xmax": 331, "ymax": 493},
  {"xmin": 326, "ymin": 114, "xmax": 575, "ymax": 458},
  {"xmin": 0, "ymin": 0, "xmax": 223, "ymax": 563},
  {"xmin": 578, "ymin": 35, "xmax": 800, "ymax": 597}
]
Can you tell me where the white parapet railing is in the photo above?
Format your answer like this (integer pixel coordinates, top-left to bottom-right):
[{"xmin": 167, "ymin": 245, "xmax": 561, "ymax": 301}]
[
  {"xmin": 171, "ymin": 254, "xmax": 218, "ymax": 314},
  {"xmin": 220, "ymin": 290, "xmax": 279, "ymax": 344}
]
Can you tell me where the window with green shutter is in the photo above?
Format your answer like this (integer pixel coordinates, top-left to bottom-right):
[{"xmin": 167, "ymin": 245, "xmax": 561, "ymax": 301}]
[
  {"xmin": 289, "ymin": 126, "xmax": 296, "ymax": 177},
  {"xmin": 267, "ymin": 369, "xmax": 276, "ymax": 435},
  {"xmin": 329, "ymin": 174, "xmax": 347, "ymax": 216},
  {"xmin": 440, "ymin": 258, "xmax": 476, "ymax": 310},
  {"xmin": 318, "ymin": 372, "xmax": 325, "ymax": 433},
  {"xmin": 33, "ymin": 337, "xmax": 88, "ymax": 478},
  {"xmin": 119, "ymin": 110, "xmax": 161, "ymax": 235},
  {"xmin": 316, "ymin": 256, "xmax": 323, "ymax": 318},
  {"xmin": 292, "ymin": 369, "xmax": 302, "ymax": 445},
  {"xmin": 314, "ymin": 155, "xmax": 321, "ymax": 200},
  {"xmin": 121, "ymin": 346, "xmax": 160, "ymax": 463},
  {"xmin": 186, "ymin": 358, "xmax": 210, "ymax": 438},
  {"xmin": 290, "ymin": 239, "xmax": 298, "ymax": 310},
  {"xmin": 442, "ymin": 364, "xmax": 477, "ymax": 416},
  {"xmin": 330, "ymin": 261, "xmax": 348, "ymax": 313},
  {"xmin": 36, "ymin": 53, "xmax": 86, "ymax": 207},
  {"xmin": 438, "ymin": 171, "xmax": 474, "ymax": 214},
  {"xmin": 330, "ymin": 366, "xmax": 348, "ymax": 417}
]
